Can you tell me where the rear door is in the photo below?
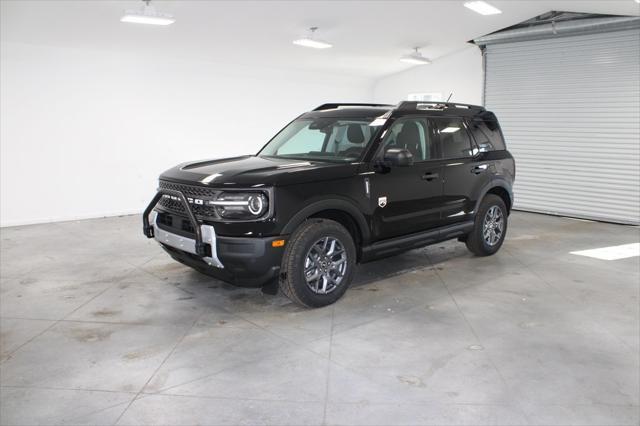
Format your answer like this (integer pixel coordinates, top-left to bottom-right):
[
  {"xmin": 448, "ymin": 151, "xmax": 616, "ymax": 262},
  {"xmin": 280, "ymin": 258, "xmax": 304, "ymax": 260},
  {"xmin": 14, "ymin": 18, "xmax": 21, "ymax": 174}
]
[
  {"xmin": 367, "ymin": 117, "xmax": 444, "ymax": 241},
  {"xmin": 432, "ymin": 117, "xmax": 492, "ymax": 226}
]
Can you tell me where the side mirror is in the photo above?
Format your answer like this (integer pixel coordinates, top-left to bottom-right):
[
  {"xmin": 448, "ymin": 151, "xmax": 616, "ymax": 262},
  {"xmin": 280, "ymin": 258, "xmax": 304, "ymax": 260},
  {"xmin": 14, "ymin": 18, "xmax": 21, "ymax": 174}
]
[{"xmin": 383, "ymin": 148, "xmax": 414, "ymax": 167}]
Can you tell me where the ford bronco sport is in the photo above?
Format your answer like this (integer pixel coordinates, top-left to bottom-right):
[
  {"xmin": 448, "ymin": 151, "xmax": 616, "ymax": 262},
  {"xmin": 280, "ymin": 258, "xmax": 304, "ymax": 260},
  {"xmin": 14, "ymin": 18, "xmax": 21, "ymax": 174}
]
[{"xmin": 143, "ymin": 101, "xmax": 515, "ymax": 307}]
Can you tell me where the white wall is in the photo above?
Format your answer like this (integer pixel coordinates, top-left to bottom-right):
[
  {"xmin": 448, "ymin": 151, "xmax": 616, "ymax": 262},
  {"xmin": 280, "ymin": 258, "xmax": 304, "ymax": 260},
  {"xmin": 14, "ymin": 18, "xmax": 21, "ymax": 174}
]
[
  {"xmin": 0, "ymin": 42, "xmax": 374, "ymax": 226},
  {"xmin": 373, "ymin": 46, "xmax": 483, "ymax": 105},
  {"xmin": 1, "ymin": 42, "xmax": 484, "ymax": 227}
]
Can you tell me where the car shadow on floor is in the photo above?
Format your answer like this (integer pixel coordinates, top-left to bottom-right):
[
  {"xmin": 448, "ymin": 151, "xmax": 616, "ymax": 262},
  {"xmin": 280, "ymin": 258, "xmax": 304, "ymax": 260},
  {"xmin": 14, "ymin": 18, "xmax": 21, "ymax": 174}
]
[{"xmin": 163, "ymin": 240, "xmax": 470, "ymax": 309}]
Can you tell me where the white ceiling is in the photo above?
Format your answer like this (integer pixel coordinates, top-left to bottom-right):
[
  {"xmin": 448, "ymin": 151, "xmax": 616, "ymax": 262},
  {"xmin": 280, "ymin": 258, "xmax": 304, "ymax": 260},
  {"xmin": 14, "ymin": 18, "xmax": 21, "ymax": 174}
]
[{"xmin": 2, "ymin": 0, "xmax": 639, "ymax": 79}]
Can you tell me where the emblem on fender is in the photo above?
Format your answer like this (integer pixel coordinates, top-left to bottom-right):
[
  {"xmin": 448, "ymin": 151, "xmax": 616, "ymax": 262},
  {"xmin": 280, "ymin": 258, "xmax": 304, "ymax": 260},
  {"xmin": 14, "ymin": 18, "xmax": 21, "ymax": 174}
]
[{"xmin": 378, "ymin": 196, "xmax": 387, "ymax": 208}]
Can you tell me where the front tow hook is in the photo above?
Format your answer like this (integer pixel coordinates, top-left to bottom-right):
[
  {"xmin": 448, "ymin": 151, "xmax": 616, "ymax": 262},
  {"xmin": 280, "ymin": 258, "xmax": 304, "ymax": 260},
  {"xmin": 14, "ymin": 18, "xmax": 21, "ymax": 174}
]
[
  {"xmin": 195, "ymin": 242, "xmax": 208, "ymax": 257},
  {"xmin": 143, "ymin": 225, "xmax": 154, "ymax": 239}
]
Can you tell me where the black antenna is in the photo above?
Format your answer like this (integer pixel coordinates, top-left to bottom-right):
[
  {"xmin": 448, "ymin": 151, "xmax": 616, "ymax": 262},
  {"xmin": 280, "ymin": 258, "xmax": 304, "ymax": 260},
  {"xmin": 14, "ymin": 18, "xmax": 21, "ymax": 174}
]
[{"xmin": 446, "ymin": 93, "xmax": 453, "ymax": 102}]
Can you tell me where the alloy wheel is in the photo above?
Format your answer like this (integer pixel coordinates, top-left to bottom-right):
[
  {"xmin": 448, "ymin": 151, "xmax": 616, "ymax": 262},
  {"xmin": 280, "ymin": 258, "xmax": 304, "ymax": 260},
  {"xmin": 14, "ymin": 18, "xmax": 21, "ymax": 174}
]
[
  {"xmin": 483, "ymin": 205, "xmax": 504, "ymax": 247},
  {"xmin": 304, "ymin": 236, "xmax": 348, "ymax": 294}
]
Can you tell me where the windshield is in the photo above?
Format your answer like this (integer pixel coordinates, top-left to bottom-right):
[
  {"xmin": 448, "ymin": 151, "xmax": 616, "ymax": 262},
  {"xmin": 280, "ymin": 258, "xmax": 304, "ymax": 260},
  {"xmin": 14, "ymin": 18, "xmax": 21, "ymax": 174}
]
[{"xmin": 259, "ymin": 117, "xmax": 382, "ymax": 162}]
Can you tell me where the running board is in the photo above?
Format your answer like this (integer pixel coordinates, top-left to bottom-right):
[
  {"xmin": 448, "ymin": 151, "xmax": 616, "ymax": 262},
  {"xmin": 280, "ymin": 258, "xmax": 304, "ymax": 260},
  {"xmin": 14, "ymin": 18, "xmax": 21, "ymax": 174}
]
[{"xmin": 360, "ymin": 221, "xmax": 474, "ymax": 262}]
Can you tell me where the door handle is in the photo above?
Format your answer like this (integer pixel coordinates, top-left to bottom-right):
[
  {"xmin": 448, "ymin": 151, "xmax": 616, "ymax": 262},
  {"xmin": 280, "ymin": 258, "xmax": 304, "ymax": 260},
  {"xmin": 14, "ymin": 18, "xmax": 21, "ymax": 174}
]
[
  {"xmin": 422, "ymin": 172, "xmax": 439, "ymax": 181},
  {"xmin": 471, "ymin": 164, "xmax": 488, "ymax": 174}
]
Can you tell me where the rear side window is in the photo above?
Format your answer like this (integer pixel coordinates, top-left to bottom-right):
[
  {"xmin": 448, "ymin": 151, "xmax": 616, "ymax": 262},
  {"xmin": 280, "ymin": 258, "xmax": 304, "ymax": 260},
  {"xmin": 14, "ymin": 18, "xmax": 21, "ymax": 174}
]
[
  {"xmin": 469, "ymin": 119, "xmax": 506, "ymax": 152},
  {"xmin": 431, "ymin": 118, "xmax": 474, "ymax": 159}
]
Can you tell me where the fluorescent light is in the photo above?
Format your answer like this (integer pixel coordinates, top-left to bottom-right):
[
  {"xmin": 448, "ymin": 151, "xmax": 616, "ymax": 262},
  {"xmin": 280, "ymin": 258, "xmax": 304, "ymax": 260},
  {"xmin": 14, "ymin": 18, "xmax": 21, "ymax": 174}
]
[
  {"xmin": 400, "ymin": 48, "xmax": 431, "ymax": 65},
  {"xmin": 400, "ymin": 56, "xmax": 431, "ymax": 65},
  {"xmin": 121, "ymin": 13, "xmax": 175, "ymax": 25},
  {"xmin": 121, "ymin": 2, "xmax": 175, "ymax": 26},
  {"xmin": 293, "ymin": 27, "xmax": 332, "ymax": 49},
  {"xmin": 464, "ymin": 1, "xmax": 502, "ymax": 15},
  {"xmin": 570, "ymin": 243, "xmax": 639, "ymax": 260},
  {"xmin": 293, "ymin": 38, "xmax": 332, "ymax": 49},
  {"xmin": 441, "ymin": 127, "xmax": 460, "ymax": 133}
]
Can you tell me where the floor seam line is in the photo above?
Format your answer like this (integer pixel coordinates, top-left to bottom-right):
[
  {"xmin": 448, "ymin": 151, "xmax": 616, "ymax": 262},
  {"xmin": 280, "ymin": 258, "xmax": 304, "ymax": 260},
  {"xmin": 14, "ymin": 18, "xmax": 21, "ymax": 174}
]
[
  {"xmin": 428, "ymin": 252, "xmax": 534, "ymax": 426},
  {"xmin": 113, "ymin": 300, "xmax": 205, "ymax": 426},
  {"xmin": 0, "ymin": 280, "xmax": 118, "ymax": 364},
  {"xmin": 522, "ymin": 261, "xmax": 640, "ymax": 357},
  {"xmin": 321, "ymin": 305, "xmax": 336, "ymax": 426},
  {"xmin": 111, "ymin": 311, "xmax": 205, "ymax": 425}
]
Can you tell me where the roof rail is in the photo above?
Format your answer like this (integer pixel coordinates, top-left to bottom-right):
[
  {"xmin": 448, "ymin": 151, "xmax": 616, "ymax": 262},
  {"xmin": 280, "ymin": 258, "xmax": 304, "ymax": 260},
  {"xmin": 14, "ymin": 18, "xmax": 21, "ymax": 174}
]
[
  {"xmin": 396, "ymin": 101, "xmax": 485, "ymax": 112},
  {"xmin": 313, "ymin": 103, "xmax": 394, "ymax": 111}
]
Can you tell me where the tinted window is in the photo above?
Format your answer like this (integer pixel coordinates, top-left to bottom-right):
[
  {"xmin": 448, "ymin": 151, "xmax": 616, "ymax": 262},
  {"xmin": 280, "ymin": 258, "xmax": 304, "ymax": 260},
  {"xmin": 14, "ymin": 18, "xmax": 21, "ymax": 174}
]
[
  {"xmin": 330, "ymin": 123, "xmax": 377, "ymax": 158},
  {"xmin": 260, "ymin": 118, "xmax": 381, "ymax": 162},
  {"xmin": 380, "ymin": 118, "xmax": 435, "ymax": 161},
  {"xmin": 432, "ymin": 118, "xmax": 474, "ymax": 159},
  {"xmin": 276, "ymin": 126, "xmax": 325, "ymax": 155},
  {"xmin": 469, "ymin": 119, "xmax": 506, "ymax": 152}
]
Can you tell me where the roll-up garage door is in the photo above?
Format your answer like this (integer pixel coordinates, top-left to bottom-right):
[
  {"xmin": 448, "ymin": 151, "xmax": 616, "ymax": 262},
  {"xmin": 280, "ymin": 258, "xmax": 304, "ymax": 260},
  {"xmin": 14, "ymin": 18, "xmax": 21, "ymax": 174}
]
[{"xmin": 483, "ymin": 28, "xmax": 640, "ymax": 224}]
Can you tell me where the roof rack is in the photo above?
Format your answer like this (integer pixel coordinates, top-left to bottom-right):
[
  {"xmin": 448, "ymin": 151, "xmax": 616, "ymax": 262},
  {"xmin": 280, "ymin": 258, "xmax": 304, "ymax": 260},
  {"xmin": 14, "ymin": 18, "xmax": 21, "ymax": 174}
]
[
  {"xmin": 396, "ymin": 101, "xmax": 485, "ymax": 112},
  {"xmin": 313, "ymin": 103, "xmax": 394, "ymax": 111}
]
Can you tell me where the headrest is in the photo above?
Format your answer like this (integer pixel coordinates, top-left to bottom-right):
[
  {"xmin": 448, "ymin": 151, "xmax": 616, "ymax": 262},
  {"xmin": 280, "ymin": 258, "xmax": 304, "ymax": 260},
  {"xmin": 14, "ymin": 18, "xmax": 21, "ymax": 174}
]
[
  {"xmin": 347, "ymin": 124, "xmax": 365, "ymax": 144},
  {"xmin": 398, "ymin": 121, "xmax": 420, "ymax": 145}
]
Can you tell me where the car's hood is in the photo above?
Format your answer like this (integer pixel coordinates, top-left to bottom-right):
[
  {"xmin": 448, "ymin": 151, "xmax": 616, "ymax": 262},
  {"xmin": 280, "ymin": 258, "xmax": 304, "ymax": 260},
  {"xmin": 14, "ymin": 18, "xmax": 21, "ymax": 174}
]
[{"xmin": 160, "ymin": 155, "xmax": 358, "ymax": 187}]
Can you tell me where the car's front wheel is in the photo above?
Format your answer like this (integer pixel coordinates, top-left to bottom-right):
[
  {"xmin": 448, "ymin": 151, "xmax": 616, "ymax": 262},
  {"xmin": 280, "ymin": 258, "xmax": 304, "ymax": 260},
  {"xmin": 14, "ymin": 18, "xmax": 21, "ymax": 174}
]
[
  {"xmin": 279, "ymin": 219, "xmax": 356, "ymax": 308},
  {"xmin": 465, "ymin": 194, "xmax": 508, "ymax": 256}
]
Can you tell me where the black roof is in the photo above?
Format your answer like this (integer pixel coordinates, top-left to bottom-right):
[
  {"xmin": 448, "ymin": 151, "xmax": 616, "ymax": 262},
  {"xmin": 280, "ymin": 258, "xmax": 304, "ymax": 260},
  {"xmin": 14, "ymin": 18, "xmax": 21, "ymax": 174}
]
[
  {"xmin": 302, "ymin": 106, "xmax": 391, "ymax": 119},
  {"xmin": 302, "ymin": 101, "xmax": 488, "ymax": 120}
]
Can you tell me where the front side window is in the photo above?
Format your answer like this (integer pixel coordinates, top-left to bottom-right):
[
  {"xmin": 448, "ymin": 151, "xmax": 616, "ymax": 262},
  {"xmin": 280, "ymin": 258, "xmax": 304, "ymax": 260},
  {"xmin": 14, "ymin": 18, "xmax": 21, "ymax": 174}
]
[
  {"xmin": 379, "ymin": 118, "xmax": 435, "ymax": 162},
  {"xmin": 259, "ymin": 118, "xmax": 381, "ymax": 162},
  {"xmin": 431, "ymin": 118, "xmax": 474, "ymax": 159}
]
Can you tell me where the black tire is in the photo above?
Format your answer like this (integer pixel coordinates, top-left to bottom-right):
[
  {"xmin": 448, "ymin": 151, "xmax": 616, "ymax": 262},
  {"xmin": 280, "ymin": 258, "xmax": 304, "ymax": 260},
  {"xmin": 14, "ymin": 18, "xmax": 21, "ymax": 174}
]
[
  {"xmin": 465, "ymin": 194, "xmax": 508, "ymax": 256},
  {"xmin": 279, "ymin": 219, "xmax": 356, "ymax": 308}
]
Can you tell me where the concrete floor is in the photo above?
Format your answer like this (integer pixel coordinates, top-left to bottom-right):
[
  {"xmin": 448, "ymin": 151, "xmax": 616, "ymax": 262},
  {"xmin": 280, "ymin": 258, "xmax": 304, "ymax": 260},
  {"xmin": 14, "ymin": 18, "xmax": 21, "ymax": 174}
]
[{"xmin": 0, "ymin": 212, "xmax": 638, "ymax": 426}]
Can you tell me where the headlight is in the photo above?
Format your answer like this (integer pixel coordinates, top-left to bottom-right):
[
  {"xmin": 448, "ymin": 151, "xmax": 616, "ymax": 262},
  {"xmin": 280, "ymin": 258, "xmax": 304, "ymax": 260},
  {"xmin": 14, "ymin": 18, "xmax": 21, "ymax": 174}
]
[{"xmin": 209, "ymin": 192, "xmax": 269, "ymax": 220}]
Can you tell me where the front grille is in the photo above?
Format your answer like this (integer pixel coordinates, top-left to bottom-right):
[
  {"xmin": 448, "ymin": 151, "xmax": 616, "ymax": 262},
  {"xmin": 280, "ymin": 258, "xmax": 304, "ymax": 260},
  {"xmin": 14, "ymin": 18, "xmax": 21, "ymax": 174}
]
[
  {"xmin": 157, "ymin": 212, "xmax": 203, "ymax": 241},
  {"xmin": 157, "ymin": 180, "xmax": 220, "ymax": 219}
]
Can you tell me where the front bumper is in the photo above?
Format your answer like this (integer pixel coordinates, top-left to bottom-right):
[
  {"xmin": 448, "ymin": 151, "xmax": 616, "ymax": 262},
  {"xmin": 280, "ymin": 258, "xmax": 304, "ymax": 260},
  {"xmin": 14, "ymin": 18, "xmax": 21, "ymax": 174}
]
[
  {"xmin": 150, "ymin": 211, "xmax": 223, "ymax": 268},
  {"xmin": 143, "ymin": 188, "xmax": 284, "ymax": 287},
  {"xmin": 159, "ymin": 230, "xmax": 284, "ymax": 287}
]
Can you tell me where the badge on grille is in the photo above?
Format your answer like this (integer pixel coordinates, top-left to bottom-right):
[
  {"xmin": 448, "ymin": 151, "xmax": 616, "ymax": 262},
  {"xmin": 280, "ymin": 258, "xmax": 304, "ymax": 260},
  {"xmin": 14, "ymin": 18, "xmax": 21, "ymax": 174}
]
[{"xmin": 378, "ymin": 196, "xmax": 387, "ymax": 208}]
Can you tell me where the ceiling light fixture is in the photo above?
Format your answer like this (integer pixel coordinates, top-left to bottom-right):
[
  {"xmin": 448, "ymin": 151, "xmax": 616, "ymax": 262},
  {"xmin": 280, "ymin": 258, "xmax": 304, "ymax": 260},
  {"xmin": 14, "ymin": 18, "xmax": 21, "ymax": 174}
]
[
  {"xmin": 463, "ymin": 1, "xmax": 502, "ymax": 15},
  {"xmin": 293, "ymin": 27, "xmax": 333, "ymax": 49},
  {"xmin": 121, "ymin": 0, "xmax": 175, "ymax": 26},
  {"xmin": 400, "ymin": 48, "xmax": 431, "ymax": 65}
]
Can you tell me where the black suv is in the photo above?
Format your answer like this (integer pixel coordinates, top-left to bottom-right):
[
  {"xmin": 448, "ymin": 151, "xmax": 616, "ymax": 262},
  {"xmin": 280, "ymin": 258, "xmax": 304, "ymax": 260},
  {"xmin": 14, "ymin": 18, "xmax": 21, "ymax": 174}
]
[{"xmin": 143, "ymin": 101, "xmax": 515, "ymax": 307}]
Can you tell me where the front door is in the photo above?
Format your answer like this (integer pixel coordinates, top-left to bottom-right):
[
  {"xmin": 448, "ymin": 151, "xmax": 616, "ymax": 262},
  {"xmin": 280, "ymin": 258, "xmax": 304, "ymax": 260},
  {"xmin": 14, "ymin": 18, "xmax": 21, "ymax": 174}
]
[{"xmin": 367, "ymin": 117, "xmax": 444, "ymax": 241}]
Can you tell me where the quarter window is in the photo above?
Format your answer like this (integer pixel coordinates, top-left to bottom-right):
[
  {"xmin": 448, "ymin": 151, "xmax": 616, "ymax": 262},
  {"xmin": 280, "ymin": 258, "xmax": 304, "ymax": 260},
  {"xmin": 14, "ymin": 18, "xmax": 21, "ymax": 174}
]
[
  {"xmin": 432, "ymin": 118, "xmax": 474, "ymax": 159},
  {"xmin": 469, "ymin": 119, "xmax": 506, "ymax": 152}
]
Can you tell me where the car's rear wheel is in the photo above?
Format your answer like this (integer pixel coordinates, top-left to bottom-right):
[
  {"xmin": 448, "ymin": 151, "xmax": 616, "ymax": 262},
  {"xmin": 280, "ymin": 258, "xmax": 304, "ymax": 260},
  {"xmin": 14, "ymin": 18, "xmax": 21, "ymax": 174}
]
[
  {"xmin": 279, "ymin": 219, "xmax": 356, "ymax": 308},
  {"xmin": 465, "ymin": 194, "xmax": 508, "ymax": 256}
]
